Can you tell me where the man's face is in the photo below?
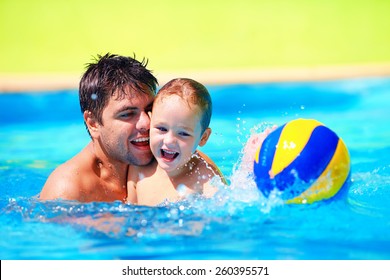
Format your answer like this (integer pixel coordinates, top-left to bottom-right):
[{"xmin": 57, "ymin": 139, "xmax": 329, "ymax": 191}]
[{"xmin": 96, "ymin": 85, "xmax": 155, "ymax": 166}]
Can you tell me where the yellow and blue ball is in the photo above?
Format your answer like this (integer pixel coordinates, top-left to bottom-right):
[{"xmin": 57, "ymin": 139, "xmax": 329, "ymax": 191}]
[{"xmin": 253, "ymin": 119, "xmax": 351, "ymax": 204}]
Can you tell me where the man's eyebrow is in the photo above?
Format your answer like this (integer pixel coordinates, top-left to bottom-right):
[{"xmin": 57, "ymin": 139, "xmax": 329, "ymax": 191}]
[
  {"xmin": 116, "ymin": 102, "xmax": 154, "ymax": 113},
  {"xmin": 116, "ymin": 106, "xmax": 138, "ymax": 113}
]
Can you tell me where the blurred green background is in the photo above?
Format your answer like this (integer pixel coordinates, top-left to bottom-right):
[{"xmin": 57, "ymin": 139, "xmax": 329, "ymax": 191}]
[{"xmin": 1, "ymin": 0, "xmax": 389, "ymax": 74}]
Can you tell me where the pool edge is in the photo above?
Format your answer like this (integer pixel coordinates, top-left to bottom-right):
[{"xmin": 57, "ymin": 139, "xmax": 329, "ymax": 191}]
[{"xmin": 1, "ymin": 62, "xmax": 390, "ymax": 93}]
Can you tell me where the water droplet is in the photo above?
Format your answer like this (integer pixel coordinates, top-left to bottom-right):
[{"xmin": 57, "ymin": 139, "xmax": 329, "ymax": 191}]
[
  {"xmin": 177, "ymin": 184, "xmax": 187, "ymax": 197},
  {"xmin": 169, "ymin": 208, "xmax": 179, "ymax": 219}
]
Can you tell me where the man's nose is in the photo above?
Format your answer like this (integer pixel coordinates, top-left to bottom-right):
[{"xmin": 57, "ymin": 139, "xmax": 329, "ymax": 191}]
[{"xmin": 137, "ymin": 111, "xmax": 150, "ymax": 133}]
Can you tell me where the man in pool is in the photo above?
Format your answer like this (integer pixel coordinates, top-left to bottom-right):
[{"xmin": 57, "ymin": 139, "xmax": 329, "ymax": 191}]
[{"xmin": 40, "ymin": 53, "xmax": 158, "ymax": 202}]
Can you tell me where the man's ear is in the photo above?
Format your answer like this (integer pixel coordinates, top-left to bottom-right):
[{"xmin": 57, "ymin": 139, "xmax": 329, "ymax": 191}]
[
  {"xmin": 83, "ymin": 111, "xmax": 99, "ymax": 138},
  {"xmin": 199, "ymin": 128, "xmax": 211, "ymax": 147}
]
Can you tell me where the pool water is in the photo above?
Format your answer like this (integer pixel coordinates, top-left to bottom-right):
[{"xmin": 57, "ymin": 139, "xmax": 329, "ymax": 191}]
[{"xmin": 1, "ymin": 77, "xmax": 390, "ymax": 260}]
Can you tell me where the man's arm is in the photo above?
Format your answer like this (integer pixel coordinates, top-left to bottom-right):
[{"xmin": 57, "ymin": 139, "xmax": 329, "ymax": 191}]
[{"xmin": 196, "ymin": 150, "xmax": 227, "ymax": 185}]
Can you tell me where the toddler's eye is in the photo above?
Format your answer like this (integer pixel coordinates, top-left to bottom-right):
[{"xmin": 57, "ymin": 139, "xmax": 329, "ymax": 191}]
[
  {"xmin": 156, "ymin": 126, "xmax": 167, "ymax": 132},
  {"xmin": 179, "ymin": 131, "xmax": 191, "ymax": 137}
]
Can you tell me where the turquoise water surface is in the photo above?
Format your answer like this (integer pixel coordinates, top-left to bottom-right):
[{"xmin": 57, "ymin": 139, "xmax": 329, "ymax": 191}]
[{"xmin": 1, "ymin": 77, "xmax": 390, "ymax": 259}]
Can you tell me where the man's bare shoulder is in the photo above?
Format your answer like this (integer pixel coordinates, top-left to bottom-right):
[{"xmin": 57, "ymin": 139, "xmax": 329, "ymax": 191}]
[
  {"xmin": 40, "ymin": 145, "xmax": 95, "ymax": 201},
  {"xmin": 39, "ymin": 161, "xmax": 80, "ymax": 200}
]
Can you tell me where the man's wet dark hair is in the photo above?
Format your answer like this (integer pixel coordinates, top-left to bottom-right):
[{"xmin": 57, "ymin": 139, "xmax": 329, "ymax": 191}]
[{"xmin": 79, "ymin": 53, "xmax": 158, "ymax": 134}]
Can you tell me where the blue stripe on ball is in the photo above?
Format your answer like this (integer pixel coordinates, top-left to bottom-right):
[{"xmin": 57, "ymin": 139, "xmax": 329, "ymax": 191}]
[{"xmin": 274, "ymin": 125, "xmax": 339, "ymax": 199}]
